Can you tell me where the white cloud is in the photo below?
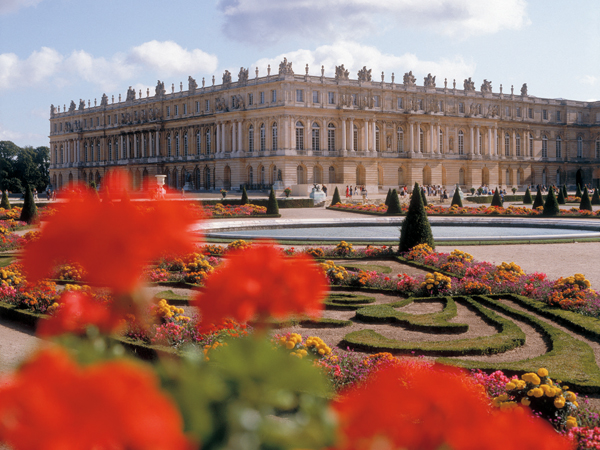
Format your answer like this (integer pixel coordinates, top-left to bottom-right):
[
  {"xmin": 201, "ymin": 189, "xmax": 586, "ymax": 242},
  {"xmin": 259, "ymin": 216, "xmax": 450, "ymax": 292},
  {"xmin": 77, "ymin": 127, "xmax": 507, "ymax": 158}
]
[
  {"xmin": 579, "ymin": 75, "xmax": 597, "ymax": 86},
  {"xmin": 0, "ymin": 41, "xmax": 218, "ymax": 92},
  {"xmin": 0, "ymin": 0, "xmax": 43, "ymax": 15},
  {"xmin": 252, "ymin": 41, "xmax": 476, "ymax": 85},
  {"xmin": 0, "ymin": 123, "xmax": 46, "ymax": 147},
  {"xmin": 218, "ymin": 0, "xmax": 530, "ymax": 44}
]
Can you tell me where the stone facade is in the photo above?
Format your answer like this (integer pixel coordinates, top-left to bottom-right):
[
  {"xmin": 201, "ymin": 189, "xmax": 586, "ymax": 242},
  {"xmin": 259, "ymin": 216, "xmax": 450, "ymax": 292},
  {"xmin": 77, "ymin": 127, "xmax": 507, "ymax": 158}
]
[{"xmin": 49, "ymin": 61, "xmax": 600, "ymax": 193}]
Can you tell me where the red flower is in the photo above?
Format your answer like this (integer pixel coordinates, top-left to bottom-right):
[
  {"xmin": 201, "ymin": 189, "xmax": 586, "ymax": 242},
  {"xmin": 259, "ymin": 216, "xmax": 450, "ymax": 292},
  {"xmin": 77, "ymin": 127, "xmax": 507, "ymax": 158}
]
[
  {"xmin": 22, "ymin": 183, "xmax": 197, "ymax": 294},
  {"xmin": 0, "ymin": 348, "xmax": 192, "ymax": 450},
  {"xmin": 37, "ymin": 291, "xmax": 124, "ymax": 337},
  {"xmin": 192, "ymin": 243, "xmax": 328, "ymax": 330},
  {"xmin": 332, "ymin": 362, "xmax": 572, "ymax": 450}
]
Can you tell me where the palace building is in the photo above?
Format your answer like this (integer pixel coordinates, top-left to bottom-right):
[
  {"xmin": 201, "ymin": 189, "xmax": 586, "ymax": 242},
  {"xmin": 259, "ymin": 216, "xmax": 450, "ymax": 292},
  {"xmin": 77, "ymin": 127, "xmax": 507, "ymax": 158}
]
[{"xmin": 48, "ymin": 58, "xmax": 600, "ymax": 194}]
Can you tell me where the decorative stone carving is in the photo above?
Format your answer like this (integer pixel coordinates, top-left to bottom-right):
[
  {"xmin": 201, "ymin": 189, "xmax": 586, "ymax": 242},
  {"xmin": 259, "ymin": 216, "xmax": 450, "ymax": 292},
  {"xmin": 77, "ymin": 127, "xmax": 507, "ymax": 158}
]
[
  {"xmin": 463, "ymin": 78, "xmax": 475, "ymax": 91},
  {"xmin": 78, "ymin": 99, "xmax": 85, "ymax": 111},
  {"xmin": 339, "ymin": 94, "xmax": 353, "ymax": 107},
  {"xmin": 335, "ymin": 64, "xmax": 349, "ymax": 81},
  {"xmin": 222, "ymin": 70, "xmax": 232, "ymax": 86},
  {"xmin": 68, "ymin": 101, "xmax": 76, "ymax": 112},
  {"xmin": 188, "ymin": 76, "xmax": 197, "ymax": 92},
  {"xmin": 50, "ymin": 104, "xmax": 56, "ymax": 116},
  {"xmin": 215, "ymin": 97, "xmax": 228, "ymax": 112},
  {"xmin": 424, "ymin": 73, "xmax": 436, "ymax": 88},
  {"xmin": 521, "ymin": 83, "xmax": 528, "ymax": 96},
  {"xmin": 278, "ymin": 58, "xmax": 293, "ymax": 75},
  {"xmin": 101, "ymin": 94, "xmax": 108, "ymax": 107},
  {"xmin": 481, "ymin": 79, "xmax": 492, "ymax": 93},
  {"xmin": 155, "ymin": 80, "xmax": 166, "ymax": 97},
  {"xmin": 403, "ymin": 71, "xmax": 416, "ymax": 86},
  {"xmin": 357, "ymin": 66, "xmax": 372, "ymax": 82},
  {"xmin": 237, "ymin": 67, "xmax": 248, "ymax": 85},
  {"xmin": 231, "ymin": 94, "xmax": 245, "ymax": 110},
  {"xmin": 126, "ymin": 87, "xmax": 136, "ymax": 101}
]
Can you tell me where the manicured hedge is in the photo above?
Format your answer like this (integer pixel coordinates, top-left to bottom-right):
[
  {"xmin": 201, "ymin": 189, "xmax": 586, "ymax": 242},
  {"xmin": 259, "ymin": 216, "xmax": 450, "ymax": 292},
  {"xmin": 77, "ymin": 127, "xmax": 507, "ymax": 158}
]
[{"xmin": 197, "ymin": 199, "xmax": 315, "ymax": 208}]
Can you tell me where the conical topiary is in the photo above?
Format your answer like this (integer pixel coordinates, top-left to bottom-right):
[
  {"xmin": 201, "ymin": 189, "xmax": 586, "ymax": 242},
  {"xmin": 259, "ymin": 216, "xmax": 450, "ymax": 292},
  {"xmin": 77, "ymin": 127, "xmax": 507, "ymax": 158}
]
[
  {"xmin": 386, "ymin": 189, "xmax": 401, "ymax": 214},
  {"xmin": 557, "ymin": 188, "xmax": 566, "ymax": 205},
  {"xmin": 0, "ymin": 190, "xmax": 11, "ymax": 210},
  {"xmin": 592, "ymin": 188, "xmax": 600, "ymax": 206},
  {"xmin": 385, "ymin": 188, "xmax": 392, "ymax": 207},
  {"xmin": 399, "ymin": 183, "xmax": 434, "ymax": 252},
  {"xmin": 543, "ymin": 187, "xmax": 560, "ymax": 216},
  {"xmin": 241, "ymin": 186, "xmax": 249, "ymax": 205},
  {"xmin": 562, "ymin": 184, "xmax": 568, "ymax": 199},
  {"xmin": 266, "ymin": 187, "xmax": 279, "ymax": 215},
  {"xmin": 580, "ymin": 186, "xmax": 592, "ymax": 211},
  {"xmin": 450, "ymin": 188, "xmax": 463, "ymax": 208},
  {"xmin": 420, "ymin": 187, "xmax": 428, "ymax": 207},
  {"xmin": 522, "ymin": 187, "xmax": 533, "ymax": 204},
  {"xmin": 532, "ymin": 186, "xmax": 544, "ymax": 209},
  {"xmin": 576, "ymin": 184, "xmax": 583, "ymax": 199},
  {"xmin": 19, "ymin": 185, "xmax": 38, "ymax": 224},
  {"xmin": 331, "ymin": 186, "xmax": 342, "ymax": 206},
  {"xmin": 491, "ymin": 189, "xmax": 503, "ymax": 207}
]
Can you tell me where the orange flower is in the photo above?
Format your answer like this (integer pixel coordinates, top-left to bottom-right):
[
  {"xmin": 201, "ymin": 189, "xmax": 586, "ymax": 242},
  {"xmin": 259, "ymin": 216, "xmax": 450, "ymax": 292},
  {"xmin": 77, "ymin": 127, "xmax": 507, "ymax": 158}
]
[
  {"xmin": 192, "ymin": 243, "xmax": 328, "ymax": 331},
  {"xmin": 332, "ymin": 362, "xmax": 572, "ymax": 450},
  {"xmin": 0, "ymin": 348, "xmax": 192, "ymax": 450},
  {"xmin": 37, "ymin": 291, "xmax": 124, "ymax": 337},
  {"xmin": 22, "ymin": 183, "xmax": 197, "ymax": 294}
]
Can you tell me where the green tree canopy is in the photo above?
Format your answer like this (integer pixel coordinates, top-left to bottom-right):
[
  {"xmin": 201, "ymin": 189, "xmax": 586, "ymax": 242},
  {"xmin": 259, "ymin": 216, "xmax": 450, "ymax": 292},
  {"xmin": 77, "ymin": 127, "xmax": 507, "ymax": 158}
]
[{"xmin": 0, "ymin": 141, "xmax": 49, "ymax": 193}]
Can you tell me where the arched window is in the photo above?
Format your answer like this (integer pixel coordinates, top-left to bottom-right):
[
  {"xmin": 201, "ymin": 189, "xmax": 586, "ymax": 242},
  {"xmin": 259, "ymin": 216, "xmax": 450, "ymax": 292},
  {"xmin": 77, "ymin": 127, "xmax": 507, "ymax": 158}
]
[
  {"xmin": 196, "ymin": 131, "xmax": 201, "ymax": 155},
  {"xmin": 167, "ymin": 135, "xmax": 172, "ymax": 157},
  {"xmin": 439, "ymin": 130, "xmax": 443, "ymax": 153},
  {"xmin": 248, "ymin": 125, "xmax": 254, "ymax": 152},
  {"xmin": 458, "ymin": 167, "xmax": 465, "ymax": 185},
  {"xmin": 96, "ymin": 141, "xmax": 100, "ymax": 161},
  {"xmin": 506, "ymin": 169, "xmax": 510, "ymax": 186},
  {"xmin": 556, "ymin": 169, "xmax": 561, "ymax": 185},
  {"xmin": 272, "ymin": 123, "xmax": 278, "ymax": 150},
  {"xmin": 260, "ymin": 124, "xmax": 266, "ymax": 151},
  {"xmin": 313, "ymin": 165, "xmax": 322, "ymax": 184},
  {"xmin": 247, "ymin": 166, "xmax": 253, "ymax": 185},
  {"xmin": 295, "ymin": 121, "xmax": 304, "ymax": 150},
  {"xmin": 529, "ymin": 133, "xmax": 534, "ymax": 157},
  {"xmin": 115, "ymin": 141, "xmax": 119, "ymax": 160},
  {"xmin": 297, "ymin": 165, "xmax": 305, "ymax": 184},
  {"xmin": 327, "ymin": 123, "xmax": 335, "ymax": 151},
  {"xmin": 328, "ymin": 166, "xmax": 335, "ymax": 183},
  {"xmin": 135, "ymin": 136, "xmax": 140, "ymax": 158},
  {"xmin": 577, "ymin": 136, "xmax": 583, "ymax": 158},
  {"xmin": 478, "ymin": 130, "xmax": 482, "ymax": 154},
  {"xmin": 458, "ymin": 131, "xmax": 464, "ymax": 155},
  {"xmin": 556, "ymin": 136, "xmax": 562, "ymax": 158},
  {"xmin": 353, "ymin": 125, "xmax": 358, "ymax": 151},
  {"xmin": 542, "ymin": 135, "xmax": 548, "ymax": 158},
  {"xmin": 419, "ymin": 128, "xmax": 424, "ymax": 153},
  {"xmin": 398, "ymin": 167, "xmax": 404, "ymax": 185},
  {"xmin": 108, "ymin": 141, "xmax": 112, "ymax": 161},
  {"xmin": 375, "ymin": 126, "xmax": 380, "ymax": 152},
  {"xmin": 311, "ymin": 122, "xmax": 320, "ymax": 151},
  {"xmin": 184, "ymin": 134, "xmax": 188, "ymax": 156},
  {"xmin": 260, "ymin": 166, "xmax": 265, "ymax": 184},
  {"xmin": 60, "ymin": 145, "xmax": 64, "ymax": 164},
  {"xmin": 505, "ymin": 133, "xmax": 510, "ymax": 156},
  {"xmin": 397, "ymin": 128, "xmax": 404, "ymax": 153},
  {"xmin": 175, "ymin": 134, "xmax": 180, "ymax": 157},
  {"xmin": 84, "ymin": 143, "xmax": 88, "ymax": 162},
  {"xmin": 596, "ymin": 139, "xmax": 600, "ymax": 159},
  {"xmin": 206, "ymin": 128, "xmax": 211, "ymax": 153},
  {"xmin": 517, "ymin": 170, "xmax": 521, "ymax": 185},
  {"xmin": 516, "ymin": 134, "xmax": 521, "ymax": 157}
]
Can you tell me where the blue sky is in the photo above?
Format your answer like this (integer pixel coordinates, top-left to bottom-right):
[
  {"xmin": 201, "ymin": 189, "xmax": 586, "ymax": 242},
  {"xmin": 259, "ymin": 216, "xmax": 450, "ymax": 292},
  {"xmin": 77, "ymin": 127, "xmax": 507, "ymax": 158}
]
[{"xmin": 1, "ymin": 0, "xmax": 599, "ymax": 148}]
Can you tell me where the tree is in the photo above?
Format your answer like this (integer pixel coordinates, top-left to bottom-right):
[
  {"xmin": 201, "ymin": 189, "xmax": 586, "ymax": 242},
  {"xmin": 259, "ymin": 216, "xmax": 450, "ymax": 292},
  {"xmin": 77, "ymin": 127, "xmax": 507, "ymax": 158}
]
[
  {"xmin": 420, "ymin": 187, "xmax": 428, "ymax": 207},
  {"xmin": 384, "ymin": 188, "xmax": 392, "ymax": 207},
  {"xmin": 241, "ymin": 186, "xmax": 249, "ymax": 205},
  {"xmin": 491, "ymin": 189, "xmax": 503, "ymax": 207},
  {"xmin": 592, "ymin": 188, "xmax": 600, "ymax": 206},
  {"xmin": 557, "ymin": 188, "xmax": 566, "ymax": 205},
  {"xmin": 532, "ymin": 186, "xmax": 544, "ymax": 209},
  {"xmin": 331, "ymin": 187, "xmax": 341, "ymax": 206},
  {"xmin": 0, "ymin": 142, "xmax": 49, "ymax": 193},
  {"xmin": 576, "ymin": 184, "xmax": 582, "ymax": 199},
  {"xmin": 522, "ymin": 187, "xmax": 533, "ymax": 204},
  {"xmin": 579, "ymin": 186, "xmax": 592, "ymax": 211},
  {"xmin": 399, "ymin": 183, "xmax": 434, "ymax": 252},
  {"xmin": 266, "ymin": 187, "xmax": 279, "ymax": 215},
  {"xmin": 386, "ymin": 189, "xmax": 401, "ymax": 214},
  {"xmin": 0, "ymin": 190, "xmax": 10, "ymax": 209},
  {"xmin": 450, "ymin": 188, "xmax": 463, "ymax": 208},
  {"xmin": 562, "ymin": 184, "xmax": 568, "ymax": 199},
  {"xmin": 19, "ymin": 185, "xmax": 38, "ymax": 224},
  {"xmin": 542, "ymin": 187, "xmax": 560, "ymax": 216}
]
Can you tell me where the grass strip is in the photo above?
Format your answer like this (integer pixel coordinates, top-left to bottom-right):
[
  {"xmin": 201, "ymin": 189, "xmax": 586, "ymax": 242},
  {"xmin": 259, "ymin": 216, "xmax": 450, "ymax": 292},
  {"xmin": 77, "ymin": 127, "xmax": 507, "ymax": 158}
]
[{"xmin": 324, "ymin": 293, "xmax": 376, "ymax": 311}]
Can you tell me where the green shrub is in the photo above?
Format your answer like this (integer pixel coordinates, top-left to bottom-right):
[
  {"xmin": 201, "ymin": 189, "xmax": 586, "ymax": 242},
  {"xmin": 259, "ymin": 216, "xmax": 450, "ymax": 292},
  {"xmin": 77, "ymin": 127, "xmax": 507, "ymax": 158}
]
[
  {"xmin": 384, "ymin": 188, "xmax": 392, "ymax": 207},
  {"xmin": 399, "ymin": 182, "xmax": 434, "ymax": 252},
  {"xmin": 580, "ymin": 186, "xmax": 592, "ymax": 211},
  {"xmin": 592, "ymin": 188, "xmax": 600, "ymax": 205},
  {"xmin": 562, "ymin": 184, "xmax": 568, "ymax": 198},
  {"xmin": 386, "ymin": 189, "xmax": 401, "ymax": 214},
  {"xmin": 491, "ymin": 189, "xmax": 503, "ymax": 207},
  {"xmin": 522, "ymin": 187, "xmax": 533, "ymax": 204},
  {"xmin": 450, "ymin": 188, "xmax": 463, "ymax": 208},
  {"xmin": 19, "ymin": 185, "xmax": 37, "ymax": 224},
  {"xmin": 576, "ymin": 184, "xmax": 583, "ymax": 198},
  {"xmin": 532, "ymin": 186, "xmax": 544, "ymax": 209},
  {"xmin": 557, "ymin": 188, "xmax": 566, "ymax": 205},
  {"xmin": 542, "ymin": 187, "xmax": 560, "ymax": 216},
  {"xmin": 266, "ymin": 187, "xmax": 279, "ymax": 215},
  {"xmin": 420, "ymin": 187, "xmax": 428, "ymax": 207},
  {"xmin": 240, "ymin": 186, "xmax": 249, "ymax": 205},
  {"xmin": 331, "ymin": 186, "xmax": 341, "ymax": 206},
  {"xmin": 0, "ymin": 190, "xmax": 11, "ymax": 210}
]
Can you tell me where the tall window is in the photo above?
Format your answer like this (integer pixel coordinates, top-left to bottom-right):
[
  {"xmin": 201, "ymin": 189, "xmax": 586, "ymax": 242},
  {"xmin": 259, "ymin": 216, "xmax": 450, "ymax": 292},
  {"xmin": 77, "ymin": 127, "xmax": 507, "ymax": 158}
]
[
  {"xmin": 248, "ymin": 93, "xmax": 253, "ymax": 105},
  {"xmin": 205, "ymin": 100, "xmax": 210, "ymax": 112},
  {"xmin": 327, "ymin": 123, "xmax": 335, "ymax": 151},
  {"xmin": 375, "ymin": 126, "xmax": 380, "ymax": 151},
  {"xmin": 296, "ymin": 122, "xmax": 304, "ymax": 150},
  {"xmin": 516, "ymin": 134, "xmax": 521, "ymax": 156},
  {"xmin": 374, "ymin": 96, "xmax": 380, "ymax": 108},
  {"xmin": 296, "ymin": 90, "xmax": 303, "ymax": 102},
  {"xmin": 260, "ymin": 124, "xmax": 266, "ymax": 151},
  {"xmin": 478, "ymin": 132, "xmax": 482, "ymax": 154},
  {"xmin": 516, "ymin": 107, "xmax": 521, "ymax": 117},
  {"xmin": 458, "ymin": 131, "xmax": 464, "ymax": 155},
  {"xmin": 397, "ymin": 128, "xmax": 404, "ymax": 153},
  {"xmin": 529, "ymin": 133, "xmax": 534, "ymax": 157},
  {"xmin": 184, "ymin": 134, "xmax": 188, "ymax": 156},
  {"xmin": 419, "ymin": 128, "xmax": 424, "ymax": 153},
  {"xmin": 528, "ymin": 108, "xmax": 533, "ymax": 119},
  {"xmin": 108, "ymin": 142, "xmax": 112, "ymax": 161},
  {"xmin": 167, "ymin": 136, "xmax": 172, "ymax": 157},
  {"xmin": 166, "ymin": 106, "xmax": 171, "ymax": 117},
  {"xmin": 312, "ymin": 122, "xmax": 320, "ymax": 151},
  {"xmin": 542, "ymin": 135, "xmax": 548, "ymax": 158},
  {"xmin": 439, "ymin": 130, "xmax": 443, "ymax": 153},
  {"xmin": 312, "ymin": 91, "xmax": 319, "ymax": 103},
  {"xmin": 596, "ymin": 139, "xmax": 600, "ymax": 159},
  {"xmin": 84, "ymin": 143, "xmax": 88, "ymax": 162},
  {"xmin": 260, "ymin": 92, "xmax": 265, "ymax": 104},
  {"xmin": 397, "ymin": 98, "xmax": 403, "ymax": 109},
  {"xmin": 135, "ymin": 137, "xmax": 140, "ymax": 158},
  {"xmin": 175, "ymin": 134, "xmax": 180, "ymax": 157},
  {"xmin": 556, "ymin": 111, "xmax": 561, "ymax": 122},
  {"xmin": 272, "ymin": 123, "xmax": 278, "ymax": 150},
  {"xmin": 174, "ymin": 105, "xmax": 179, "ymax": 116},
  {"xmin": 577, "ymin": 136, "xmax": 583, "ymax": 158},
  {"xmin": 353, "ymin": 125, "xmax": 358, "ymax": 151},
  {"xmin": 206, "ymin": 129, "xmax": 211, "ymax": 153},
  {"xmin": 271, "ymin": 90, "xmax": 276, "ymax": 102},
  {"xmin": 459, "ymin": 103, "xmax": 464, "ymax": 114},
  {"xmin": 248, "ymin": 125, "xmax": 254, "ymax": 152},
  {"xmin": 556, "ymin": 136, "xmax": 562, "ymax": 158},
  {"xmin": 115, "ymin": 141, "xmax": 119, "ymax": 160},
  {"xmin": 328, "ymin": 92, "xmax": 335, "ymax": 104},
  {"xmin": 97, "ymin": 141, "xmax": 100, "ymax": 161},
  {"xmin": 505, "ymin": 133, "xmax": 510, "ymax": 156},
  {"xmin": 196, "ymin": 101, "xmax": 200, "ymax": 113},
  {"xmin": 196, "ymin": 132, "xmax": 201, "ymax": 154},
  {"xmin": 506, "ymin": 169, "xmax": 510, "ymax": 186}
]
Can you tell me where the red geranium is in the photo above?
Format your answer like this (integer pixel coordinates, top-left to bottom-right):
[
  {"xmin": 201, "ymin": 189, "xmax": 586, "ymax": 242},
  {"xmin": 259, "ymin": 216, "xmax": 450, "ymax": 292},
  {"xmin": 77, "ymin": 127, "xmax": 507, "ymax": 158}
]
[
  {"xmin": 0, "ymin": 348, "xmax": 192, "ymax": 450},
  {"xmin": 192, "ymin": 243, "xmax": 328, "ymax": 331}
]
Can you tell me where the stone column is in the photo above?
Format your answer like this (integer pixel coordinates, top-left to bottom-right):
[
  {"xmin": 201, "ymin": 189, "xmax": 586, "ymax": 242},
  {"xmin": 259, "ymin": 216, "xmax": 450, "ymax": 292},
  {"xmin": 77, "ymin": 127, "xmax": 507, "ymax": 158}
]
[
  {"xmin": 127, "ymin": 135, "xmax": 131, "ymax": 159},
  {"xmin": 221, "ymin": 122, "xmax": 226, "ymax": 153},
  {"xmin": 494, "ymin": 128, "xmax": 498, "ymax": 155},
  {"xmin": 476, "ymin": 126, "xmax": 480, "ymax": 154},
  {"xmin": 430, "ymin": 124, "xmax": 434, "ymax": 154},
  {"xmin": 409, "ymin": 122, "xmax": 414, "ymax": 153},
  {"xmin": 155, "ymin": 131, "xmax": 160, "ymax": 157},
  {"xmin": 512, "ymin": 130, "xmax": 516, "ymax": 157},
  {"xmin": 349, "ymin": 119, "xmax": 354, "ymax": 151},
  {"xmin": 238, "ymin": 121, "xmax": 242, "ymax": 152},
  {"xmin": 232, "ymin": 122, "xmax": 237, "ymax": 153},
  {"xmin": 342, "ymin": 119, "xmax": 347, "ymax": 152},
  {"xmin": 216, "ymin": 123, "xmax": 221, "ymax": 153},
  {"xmin": 290, "ymin": 118, "xmax": 295, "ymax": 150},
  {"xmin": 120, "ymin": 135, "xmax": 124, "ymax": 159},
  {"xmin": 134, "ymin": 134, "xmax": 138, "ymax": 158},
  {"xmin": 488, "ymin": 128, "xmax": 493, "ymax": 157},
  {"xmin": 371, "ymin": 120, "xmax": 376, "ymax": 151},
  {"xmin": 469, "ymin": 126, "xmax": 474, "ymax": 155},
  {"xmin": 436, "ymin": 124, "xmax": 441, "ymax": 154},
  {"xmin": 363, "ymin": 120, "xmax": 368, "ymax": 152}
]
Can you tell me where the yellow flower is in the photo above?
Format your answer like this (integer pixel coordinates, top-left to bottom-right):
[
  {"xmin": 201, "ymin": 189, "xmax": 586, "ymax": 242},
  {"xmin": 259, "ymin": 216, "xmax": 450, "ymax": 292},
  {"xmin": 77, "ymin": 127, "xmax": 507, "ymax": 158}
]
[
  {"xmin": 537, "ymin": 368, "xmax": 548, "ymax": 378},
  {"xmin": 554, "ymin": 397, "xmax": 566, "ymax": 409},
  {"xmin": 505, "ymin": 382, "xmax": 516, "ymax": 390},
  {"xmin": 565, "ymin": 391, "xmax": 577, "ymax": 402},
  {"xmin": 532, "ymin": 388, "xmax": 544, "ymax": 398},
  {"xmin": 521, "ymin": 398, "xmax": 531, "ymax": 406}
]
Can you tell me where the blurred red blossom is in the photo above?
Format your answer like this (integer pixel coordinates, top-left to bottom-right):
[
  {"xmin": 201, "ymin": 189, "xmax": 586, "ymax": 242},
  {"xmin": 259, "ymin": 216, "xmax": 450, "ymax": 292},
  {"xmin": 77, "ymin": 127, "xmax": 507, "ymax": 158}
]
[
  {"xmin": 0, "ymin": 348, "xmax": 192, "ymax": 450},
  {"xmin": 192, "ymin": 243, "xmax": 328, "ymax": 331},
  {"xmin": 332, "ymin": 362, "xmax": 572, "ymax": 450}
]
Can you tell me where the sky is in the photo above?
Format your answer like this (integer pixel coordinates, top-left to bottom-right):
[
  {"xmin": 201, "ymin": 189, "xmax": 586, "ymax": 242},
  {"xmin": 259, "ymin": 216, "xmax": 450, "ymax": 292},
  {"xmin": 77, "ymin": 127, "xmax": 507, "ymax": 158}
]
[{"xmin": 0, "ymin": 0, "xmax": 599, "ymax": 148}]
